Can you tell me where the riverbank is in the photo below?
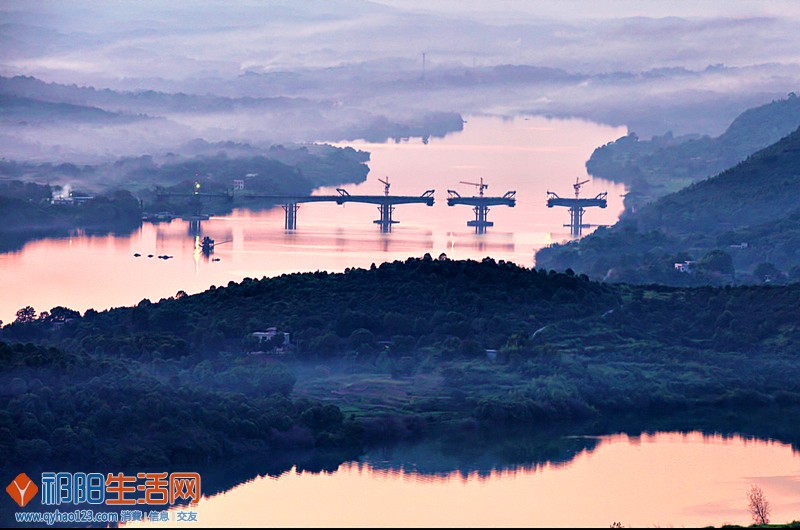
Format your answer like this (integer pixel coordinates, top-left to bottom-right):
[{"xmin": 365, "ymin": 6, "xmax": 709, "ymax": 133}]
[{"xmin": 0, "ymin": 142, "xmax": 371, "ymax": 253}]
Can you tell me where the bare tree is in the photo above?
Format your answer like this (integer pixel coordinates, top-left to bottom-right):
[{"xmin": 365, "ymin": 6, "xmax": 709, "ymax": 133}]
[{"xmin": 747, "ymin": 484, "xmax": 770, "ymax": 525}]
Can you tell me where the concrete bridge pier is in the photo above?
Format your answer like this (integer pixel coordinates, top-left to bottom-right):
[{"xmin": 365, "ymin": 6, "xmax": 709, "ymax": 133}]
[{"xmin": 283, "ymin": 202, "xmax": 300, "ymax": 230}]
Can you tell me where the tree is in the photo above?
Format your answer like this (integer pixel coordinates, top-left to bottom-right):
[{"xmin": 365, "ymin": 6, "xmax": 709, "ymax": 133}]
[
  {"xmin": 240, "ymin": 334, "xmax": 261, "ymax": 353},
  {"xmin": 267, "ymin": 331, "xmax": 286, "ymax": 350},
  {"xmin": 47, "ymin": 306, "xmax": 80, "ymax": 322},
  {"xmin": 14, "ymin": 306, "xmax": 36, "ymax": 324},
  {"xmin": 753, "ymin": 262, "xmax": 781, "ymax": 283},
  {"xmin": 747, "ymin": 484, "xmax": 770, "ymax": 525},
  {"xmin": 697, "ymin": 250, "xmax": 734, "ymax": 276}
]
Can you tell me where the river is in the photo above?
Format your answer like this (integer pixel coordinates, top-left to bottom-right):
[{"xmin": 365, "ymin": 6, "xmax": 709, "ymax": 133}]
[
  {"xmin": 126, "ymin": 432, "xmax": 800, "ymax": 528},
  {"xmin": 0, "ymin": 115, "xmax": 626, "ymax": 324},
  {"xmin": 4, "ymin": 115, "xmax": 800, "ymax": 527}
]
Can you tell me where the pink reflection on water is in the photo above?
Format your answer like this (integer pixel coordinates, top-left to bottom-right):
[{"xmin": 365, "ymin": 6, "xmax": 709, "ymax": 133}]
[
  {"xmin": 123, "ymin": 432, "xmax": 800, "ymax": 528},
  {"xmin": 0, "ymin": 115, "xmax": 626, "ymax": 323}
]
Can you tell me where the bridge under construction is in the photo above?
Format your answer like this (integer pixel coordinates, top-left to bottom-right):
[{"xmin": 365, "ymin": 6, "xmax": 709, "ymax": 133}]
[
  {"xmin": 149, "ymin": 176, "xmax": 606, "ymax": 238},
  {"xmin": 447, "ymin": 177, "xmax": 516, "ymax": 234},
  {"xmin": 336, "ymin": 177, "xmax": 435, "ymax": 232},
  {"xmin": 546, "ymin": 177, "xmax": 607, "ymax": 237},
  {"xmin": 238, "ymin": 177, "xmax": 434, "ymax": 231}
]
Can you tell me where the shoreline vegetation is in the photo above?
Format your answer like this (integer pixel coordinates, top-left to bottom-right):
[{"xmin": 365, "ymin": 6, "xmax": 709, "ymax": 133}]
[
  {"xmin": 538, "ymin": 118, "xmax": 800, "ymax": 286},
  {"xmin": 0, "ymin": 142, "xmax": 372, "ymax": 253},
  {"xmin": 3, "ymin": 256, "xmax": 800, "ymax": 511},
  {"xmin": 586, "ymin": 93, "xmax": 800, "ymax": 213},
  {"xmin": 0, "ymin": 107, "xmax": 464, "ymax": 254}
]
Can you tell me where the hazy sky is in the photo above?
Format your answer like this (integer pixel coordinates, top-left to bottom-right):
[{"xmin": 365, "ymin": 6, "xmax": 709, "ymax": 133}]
[
  {"xmin": 3, "ymin": 0, "xmax": 800, "ymax": 157},
  {"xmin": 373, "ymin": 0, "xmax": 800, "ymax": 19},
  {"xmin": 4, "ymin": 1, "xmax": 800, "ymax": 78}
]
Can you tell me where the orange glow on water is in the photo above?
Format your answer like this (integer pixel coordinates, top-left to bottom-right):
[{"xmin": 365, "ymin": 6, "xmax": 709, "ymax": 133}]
[
  {"xmin": 125, "ymin": 432, "xmax": 800, "ymax": 528},
  {"xmin": 0, "ymin": 115, "xmax": 626, "ymax": 323}
]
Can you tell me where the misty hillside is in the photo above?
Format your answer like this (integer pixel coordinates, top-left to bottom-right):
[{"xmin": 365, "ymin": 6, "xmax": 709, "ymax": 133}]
[
  {"xmin": 0, "ymin": 75, "xmax": 465, "ymax": 161},
  {"xmin": 536, "ymin": 124, "xmax": 800, "ymax": 284},
  {"xmin": 0, "ymin": 94, "xmax": 147, "ymax": 124},
  {"xmin": 0, "ymin": 141, "xmax": 369, "ymax": 194},
  {"xmin": 635, "ymin": 127, "xmax": 800, "ymax": 232},
  {"xmin": 0, "ymin": 75, "xmax": 317, "ymax": 115},
  {"xmin": 586, "ymin": 93, "xmax": 800, "ymax": 209}
]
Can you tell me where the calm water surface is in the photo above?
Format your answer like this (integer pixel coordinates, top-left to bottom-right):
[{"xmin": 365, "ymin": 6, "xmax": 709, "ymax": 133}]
[
  {"xmin": 127, "ymin": 432, "xmax": 800, "ymax": 528},
  {"xmin": 0, "ymin": 115, "xmax": 626, "ymax": 323}
]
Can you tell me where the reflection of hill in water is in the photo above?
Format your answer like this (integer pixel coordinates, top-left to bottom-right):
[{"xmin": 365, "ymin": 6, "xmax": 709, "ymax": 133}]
[
  {"xmin": 194, "ymin": 408, "xmax": 800, "ymax": 502},
  {"xmin": 361, "ymin": 431, "xmax": 601, "ymax": 478},
  {"xmin": 6, "ymin": 415, "xmax": 797, "ymax": 527},
  {"xmin": 0, "ymin": 225, "xmax": 138, "ymax": 254}
]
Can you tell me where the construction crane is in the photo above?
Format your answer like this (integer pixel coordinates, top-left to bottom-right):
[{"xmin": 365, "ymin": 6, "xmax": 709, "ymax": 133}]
[
  {"xmin": 573, "ymin": 178, "xmax": 590, "ymax": 199},
  {"xmin": 378, "ymin": 177, "xmax": 391, "ymax": 196},
  {"xmin": 547, "ymin": 177, "xmax": 607, "ymax": 237},
  {"xmin": 335, "ymin": 177, "xmax": 435, "ymax": 232},
  {"xmin": 459, "ymin": 177, "xmax": 488, "ymax": 198},
  {"xmin": 447, "ymin": 177, "xmax": 514, "ymax": 233}
]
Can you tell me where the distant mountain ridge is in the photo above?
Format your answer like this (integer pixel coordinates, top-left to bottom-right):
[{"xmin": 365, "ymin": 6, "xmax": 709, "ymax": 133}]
[
  {"xmin": 0, "ymin": 94, "xmax": 147, "ymax": 124},
  {"xmin": 0, "ymin": 75, "xmax": 313, "ymax": 115},
  {"xmin": 0, "ymin": 75, "xmax": 465, "ymax": 157}
]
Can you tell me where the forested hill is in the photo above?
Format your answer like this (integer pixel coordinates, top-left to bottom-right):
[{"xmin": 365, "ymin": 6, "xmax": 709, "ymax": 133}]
[
  {"xmin": 635, "ymin": 126, "xmax": 800, "ymax": 233},
  {"xmin": 2, "ymin": 257, "xmax": 621, "ymax": 357},
  {"xmin": 7, "ymin": 255, "xmax": 800, "ymax": 360},
  {"xmin": 537, "ymin": 125, "xmax": 800, "ymax": 285},
  {"xmin": 587, "ymin": 93, "xmax": 800, "ymax": 209},
  {"xmin": 4, "ymin": 257, "xmax": 800, "ymax": 479}
]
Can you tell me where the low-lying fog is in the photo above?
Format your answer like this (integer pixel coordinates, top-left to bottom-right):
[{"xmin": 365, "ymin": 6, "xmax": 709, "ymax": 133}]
[{"xmin": 2, "ymin": 1, "xmax": 800, "ymax": 162}]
